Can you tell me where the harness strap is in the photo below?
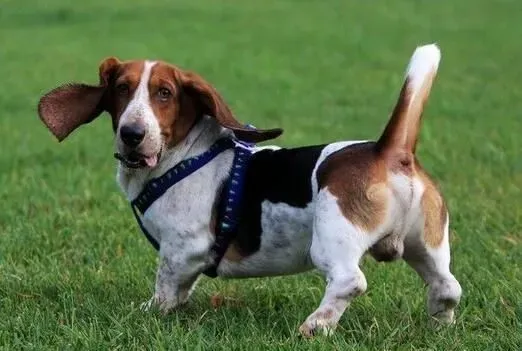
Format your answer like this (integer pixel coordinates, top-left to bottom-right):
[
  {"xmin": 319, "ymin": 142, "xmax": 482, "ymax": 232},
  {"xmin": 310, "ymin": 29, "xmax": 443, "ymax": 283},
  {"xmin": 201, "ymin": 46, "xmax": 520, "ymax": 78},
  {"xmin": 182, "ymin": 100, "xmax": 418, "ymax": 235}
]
[
  {"xmin": 132, "ymin": 138, "xmax": 235, "ymax": 214},
  {"xmin": 202, "ymin": 142, "xmax": 251, "ymax": 277},
  {"xmin": 130, "ymin": 137, "xmax": 252, "ymax": 277},
  {"xmin": 131, "ymin": 204, "xmax": 159, "ymax": 250}
]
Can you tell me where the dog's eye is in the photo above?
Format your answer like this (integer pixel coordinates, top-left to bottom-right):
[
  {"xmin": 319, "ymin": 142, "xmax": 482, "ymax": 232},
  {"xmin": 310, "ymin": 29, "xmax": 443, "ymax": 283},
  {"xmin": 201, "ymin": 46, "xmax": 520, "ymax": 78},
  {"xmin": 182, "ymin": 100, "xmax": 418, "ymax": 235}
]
[
  {"xmin": 116, "ymin": 83, "xmax": 130, "ymax": 96},
  {"xmin": 158, "ymin": 88, "xmax": 172, "ymax": 101}
]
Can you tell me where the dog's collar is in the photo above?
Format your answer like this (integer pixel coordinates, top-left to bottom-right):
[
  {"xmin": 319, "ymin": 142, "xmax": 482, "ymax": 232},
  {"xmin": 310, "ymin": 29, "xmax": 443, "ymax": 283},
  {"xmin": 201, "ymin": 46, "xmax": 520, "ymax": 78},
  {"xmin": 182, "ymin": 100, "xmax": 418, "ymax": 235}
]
[{"xmin": 130, "ymin": 137, "xmax": 253, "ymax": 278}]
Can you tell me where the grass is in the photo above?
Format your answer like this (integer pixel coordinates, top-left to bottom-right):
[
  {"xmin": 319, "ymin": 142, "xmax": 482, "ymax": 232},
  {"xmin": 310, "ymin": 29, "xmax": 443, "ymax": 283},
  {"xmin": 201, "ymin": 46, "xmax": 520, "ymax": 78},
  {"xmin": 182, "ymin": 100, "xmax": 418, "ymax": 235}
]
[{"xmin": 0, "ymin": 0, "xmax": 521, "ymax": 349}]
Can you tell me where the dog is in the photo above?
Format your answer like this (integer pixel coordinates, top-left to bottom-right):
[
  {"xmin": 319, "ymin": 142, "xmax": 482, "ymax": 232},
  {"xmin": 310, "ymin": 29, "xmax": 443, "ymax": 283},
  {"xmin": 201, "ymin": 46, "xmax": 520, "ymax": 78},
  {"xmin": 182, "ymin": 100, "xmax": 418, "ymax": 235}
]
[{"xmin": 38, "ymin": 44, "xmax": 461, "ymax": 336}]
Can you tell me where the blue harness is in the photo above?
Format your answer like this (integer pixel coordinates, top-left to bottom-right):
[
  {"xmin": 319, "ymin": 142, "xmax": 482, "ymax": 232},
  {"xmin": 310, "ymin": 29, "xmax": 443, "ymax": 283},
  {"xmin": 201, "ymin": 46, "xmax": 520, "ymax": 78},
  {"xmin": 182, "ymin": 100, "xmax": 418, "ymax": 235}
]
[{"xmin": 130, "ymin": 137, "xmax": 252, "ymax": 278}]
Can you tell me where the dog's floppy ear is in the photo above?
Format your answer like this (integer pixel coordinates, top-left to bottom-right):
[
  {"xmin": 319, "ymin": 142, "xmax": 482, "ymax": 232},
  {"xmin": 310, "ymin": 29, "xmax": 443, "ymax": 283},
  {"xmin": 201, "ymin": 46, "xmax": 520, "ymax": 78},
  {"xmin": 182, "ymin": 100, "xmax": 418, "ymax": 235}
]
[
  {"xmin": 38, "ymin": 57, "xmax": 120, "ymax": 142},
  {"xmin": 178, "ymin": 70, "xmax": 283, "ymax": 143}
]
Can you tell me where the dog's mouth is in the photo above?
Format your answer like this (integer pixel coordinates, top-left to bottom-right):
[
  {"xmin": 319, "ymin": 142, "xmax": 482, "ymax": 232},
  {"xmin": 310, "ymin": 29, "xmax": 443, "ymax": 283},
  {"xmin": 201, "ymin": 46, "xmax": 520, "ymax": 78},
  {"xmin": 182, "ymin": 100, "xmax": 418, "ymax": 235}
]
[{"xmin": 114, "ymin": 149, "xmax": 162, "ymax": 169}]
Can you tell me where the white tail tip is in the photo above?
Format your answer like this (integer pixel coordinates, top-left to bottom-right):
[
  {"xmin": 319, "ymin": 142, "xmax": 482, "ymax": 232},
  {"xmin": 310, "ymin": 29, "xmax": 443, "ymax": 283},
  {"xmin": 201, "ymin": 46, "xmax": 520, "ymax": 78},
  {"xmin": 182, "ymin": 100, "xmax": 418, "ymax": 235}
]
[{"xmin": 406, "ymin": 44, "xmax": 441, "ymax": 91}]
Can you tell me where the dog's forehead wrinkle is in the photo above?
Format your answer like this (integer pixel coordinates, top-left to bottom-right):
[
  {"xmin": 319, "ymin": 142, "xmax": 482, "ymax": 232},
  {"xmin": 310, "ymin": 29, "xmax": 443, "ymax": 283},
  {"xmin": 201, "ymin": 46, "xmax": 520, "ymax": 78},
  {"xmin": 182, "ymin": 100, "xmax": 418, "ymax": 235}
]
[{"xmin": 149, "ymin": 62, "xmax": 179, "ymax": 95}]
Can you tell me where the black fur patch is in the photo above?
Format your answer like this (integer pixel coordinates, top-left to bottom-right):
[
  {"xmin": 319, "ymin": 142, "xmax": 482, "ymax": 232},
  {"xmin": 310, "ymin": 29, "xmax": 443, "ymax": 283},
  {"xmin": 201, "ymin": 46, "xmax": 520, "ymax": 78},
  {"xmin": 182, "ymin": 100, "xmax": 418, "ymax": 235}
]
[{"xmin": 234, "ymin": 145, "xmax": 326, "ymax": 256}]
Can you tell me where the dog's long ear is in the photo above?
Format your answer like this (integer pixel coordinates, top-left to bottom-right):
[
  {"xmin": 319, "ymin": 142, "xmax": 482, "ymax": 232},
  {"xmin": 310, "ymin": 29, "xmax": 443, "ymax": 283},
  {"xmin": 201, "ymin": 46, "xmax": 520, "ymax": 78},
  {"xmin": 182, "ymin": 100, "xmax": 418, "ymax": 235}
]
[
  {"xmin": 178, "ymin": 70, "xmax": 283, "ymax": 143},
  {"xmin": 38, "ymin": 57, "xmax": 120, "ymax": 142}
]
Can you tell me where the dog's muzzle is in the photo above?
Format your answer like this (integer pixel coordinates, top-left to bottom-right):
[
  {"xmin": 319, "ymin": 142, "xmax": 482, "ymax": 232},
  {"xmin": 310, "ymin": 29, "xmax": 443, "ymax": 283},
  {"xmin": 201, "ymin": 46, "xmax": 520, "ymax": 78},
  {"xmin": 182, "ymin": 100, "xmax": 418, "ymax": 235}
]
[{"xmin": 114, "ymin": 149, "xmax": 161, "ymax": 169}]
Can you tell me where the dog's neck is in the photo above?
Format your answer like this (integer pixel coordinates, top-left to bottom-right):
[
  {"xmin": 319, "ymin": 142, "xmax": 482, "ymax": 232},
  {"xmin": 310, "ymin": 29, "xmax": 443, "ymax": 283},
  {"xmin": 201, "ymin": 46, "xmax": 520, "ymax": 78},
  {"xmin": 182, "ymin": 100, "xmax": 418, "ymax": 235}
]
[{"xmin": 117, "ymin": 115, "xmax": 233, "ymax": 201}]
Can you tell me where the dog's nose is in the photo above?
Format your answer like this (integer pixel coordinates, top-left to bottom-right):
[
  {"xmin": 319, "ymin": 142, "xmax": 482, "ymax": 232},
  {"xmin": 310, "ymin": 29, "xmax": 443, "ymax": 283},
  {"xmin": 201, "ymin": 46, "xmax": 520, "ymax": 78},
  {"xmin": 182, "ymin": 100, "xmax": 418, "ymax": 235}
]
[{"xmin": 120, "ymin": 123, "xmax": 145, "ymax": 147}]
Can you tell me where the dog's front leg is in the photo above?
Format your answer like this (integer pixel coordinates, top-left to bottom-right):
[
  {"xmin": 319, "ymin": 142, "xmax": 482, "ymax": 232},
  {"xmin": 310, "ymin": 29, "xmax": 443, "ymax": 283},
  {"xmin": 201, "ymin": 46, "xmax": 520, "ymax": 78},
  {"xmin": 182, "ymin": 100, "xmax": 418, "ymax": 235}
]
[
  {"xmin": 142, "ymin": 236, "xmax": 209, "ymax": 314},
  {"xmin": 151, "ymin": 256, "xmax": 200, "ymax": 314}
]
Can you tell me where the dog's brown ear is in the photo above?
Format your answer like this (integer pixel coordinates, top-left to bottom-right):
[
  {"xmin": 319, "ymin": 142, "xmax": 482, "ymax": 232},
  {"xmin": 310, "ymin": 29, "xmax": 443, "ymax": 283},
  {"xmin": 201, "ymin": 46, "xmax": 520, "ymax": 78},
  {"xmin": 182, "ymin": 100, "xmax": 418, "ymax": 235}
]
[
  {"xmin": 38, "ymin": 57, "xmax": 120, "ymax": 142},
  {"xmin": 178, "ymin": 70, "xmax": 283, "ymax": 143}
]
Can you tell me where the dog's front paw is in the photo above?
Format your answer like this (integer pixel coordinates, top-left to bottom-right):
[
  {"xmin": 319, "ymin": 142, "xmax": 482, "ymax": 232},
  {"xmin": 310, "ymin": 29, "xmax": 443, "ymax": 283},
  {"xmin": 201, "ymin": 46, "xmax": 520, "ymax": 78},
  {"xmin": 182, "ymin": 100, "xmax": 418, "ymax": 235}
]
[
  {"xmin": 429, "ymin": 309, "xmax": 456, "ymax": 328},
  {"xmin": 299, "ymin": 320, "xmax": 336, "ymax": 338},
  {"xmin": 140, "ymin": 294, "xmax": 180, "ymax": 315},
  {"xmin": 299, "ymin": 312, "xmax": 338, "ymax": 337}
]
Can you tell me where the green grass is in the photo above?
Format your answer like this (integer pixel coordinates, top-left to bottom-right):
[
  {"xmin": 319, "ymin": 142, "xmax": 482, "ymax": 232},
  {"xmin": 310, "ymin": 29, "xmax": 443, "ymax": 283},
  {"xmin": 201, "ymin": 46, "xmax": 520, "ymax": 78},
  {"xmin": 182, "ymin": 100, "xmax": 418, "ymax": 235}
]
[{"xmin": 1, "ymin": 0, "xmax": 521, "ymax": 349}]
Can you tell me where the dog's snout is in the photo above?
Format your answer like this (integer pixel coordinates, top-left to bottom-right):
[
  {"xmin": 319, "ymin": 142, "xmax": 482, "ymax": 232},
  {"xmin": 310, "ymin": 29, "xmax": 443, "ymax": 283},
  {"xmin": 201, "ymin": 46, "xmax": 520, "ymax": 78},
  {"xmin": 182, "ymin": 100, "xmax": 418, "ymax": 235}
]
[{"xmin": 120, "ymin": 123, "xmax": 146, "ymax": 147}]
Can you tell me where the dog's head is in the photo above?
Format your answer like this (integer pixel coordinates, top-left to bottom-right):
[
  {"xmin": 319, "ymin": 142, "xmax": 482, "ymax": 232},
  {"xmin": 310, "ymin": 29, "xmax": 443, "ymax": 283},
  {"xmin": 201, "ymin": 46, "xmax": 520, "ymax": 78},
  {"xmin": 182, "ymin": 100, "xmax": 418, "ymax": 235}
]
[{"xmin": 38, "ymin": 58, "xmax": 283, "ymax": 168}]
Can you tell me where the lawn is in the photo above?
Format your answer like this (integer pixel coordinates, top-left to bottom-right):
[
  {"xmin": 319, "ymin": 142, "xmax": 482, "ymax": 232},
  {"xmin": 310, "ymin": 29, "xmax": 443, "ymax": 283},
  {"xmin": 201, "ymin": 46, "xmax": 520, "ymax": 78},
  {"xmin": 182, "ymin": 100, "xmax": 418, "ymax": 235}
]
[{"xmin": 0, "ymin": 0, "xmax": 521, "ymax": 349}]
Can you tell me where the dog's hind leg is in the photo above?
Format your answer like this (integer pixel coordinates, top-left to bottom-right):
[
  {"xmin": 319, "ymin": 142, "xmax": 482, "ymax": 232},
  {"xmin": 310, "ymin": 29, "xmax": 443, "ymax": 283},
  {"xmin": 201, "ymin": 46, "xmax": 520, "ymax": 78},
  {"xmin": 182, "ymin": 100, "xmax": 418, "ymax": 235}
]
[
  {"xmin": 403, "ymin": 176, "xmax": 462, "ymax": 325},
  {"xmin": 299, "ymin": 189, "xmax": 378, "ymax": 337}
]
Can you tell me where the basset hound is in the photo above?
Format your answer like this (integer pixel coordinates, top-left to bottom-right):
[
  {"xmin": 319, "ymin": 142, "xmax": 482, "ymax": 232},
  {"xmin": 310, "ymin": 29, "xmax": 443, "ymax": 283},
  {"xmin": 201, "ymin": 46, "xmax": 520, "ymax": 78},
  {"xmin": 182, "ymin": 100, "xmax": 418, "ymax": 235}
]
[{"xmin": 38, "ymin": 44, "xmax": 461, "ymax": 336}]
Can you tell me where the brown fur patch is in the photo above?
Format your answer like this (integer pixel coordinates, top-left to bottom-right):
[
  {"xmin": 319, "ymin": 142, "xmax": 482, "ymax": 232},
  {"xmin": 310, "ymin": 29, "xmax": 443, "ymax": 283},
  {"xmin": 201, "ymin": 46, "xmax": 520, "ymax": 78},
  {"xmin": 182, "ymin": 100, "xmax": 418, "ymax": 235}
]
[
  {"xmin": 148, "ymin": 63, "xmax": 198, "ymax": 147},
  {"xmin": 103, "ymin": 60, "xmax": 144, "ymax": 131},
  {"xmin": 416, "ymin": 161, "xmax": 447, "ymax": 247},
  {"xmin": 377, "ymin": 68, "xmax": 437, "ymax": 155},
  {"xmin": 37, "ymin": 57, "xmax": 141, "ymax": 141},
  {"xmin": 317, "ymin": 142, "xmax": 388, "ymax": 232},
  {"xmin": 148, "ymin": 62, "xmax": 280, "ymax": 146},
  {"xmin": 223, "ymin": 243, "xmax": 246, "ymax": 262}
]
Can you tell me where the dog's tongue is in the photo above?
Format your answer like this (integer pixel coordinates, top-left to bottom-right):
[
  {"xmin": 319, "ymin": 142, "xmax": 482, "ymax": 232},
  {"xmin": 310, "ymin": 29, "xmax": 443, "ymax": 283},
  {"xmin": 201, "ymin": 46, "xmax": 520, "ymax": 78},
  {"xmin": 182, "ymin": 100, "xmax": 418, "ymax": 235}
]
[{"xmin": 144, "ymin": 155, "xmax": 158, "ymax": 168}]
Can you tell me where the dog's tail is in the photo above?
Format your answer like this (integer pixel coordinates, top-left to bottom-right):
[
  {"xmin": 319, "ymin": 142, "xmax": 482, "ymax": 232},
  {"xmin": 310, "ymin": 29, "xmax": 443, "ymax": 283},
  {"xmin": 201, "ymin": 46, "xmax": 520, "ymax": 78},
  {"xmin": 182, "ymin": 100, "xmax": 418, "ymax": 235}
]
[{"xmin": 376, "ymin": 44, "xmax": 441, "ymax": 155}]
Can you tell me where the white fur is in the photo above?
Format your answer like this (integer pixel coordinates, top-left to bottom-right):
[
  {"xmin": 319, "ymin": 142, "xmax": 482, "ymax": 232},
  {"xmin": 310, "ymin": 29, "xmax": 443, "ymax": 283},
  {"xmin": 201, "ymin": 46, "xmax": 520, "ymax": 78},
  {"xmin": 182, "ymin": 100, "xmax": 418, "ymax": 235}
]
[
  {"xmin": 300, "ymin": 189, "xmax": 372, "ymax": 335},
  {"xmin": 403, "ymin": 214, "xmax": 462, "ymax": 325},
  {"xmin": 406, "ymin": 44, "xmax": 440, "ymax": 96},
  {"xmin": 128, "ymin": 117, "xmax": 235, "ymax": 312},
  {"xmin": 218, "ymin": 201, "xmax": 315, "ymax": 277},
  {"xmin": 252, "ymin": 144, "xmax": 281, "ymax": 152},
  {"xmin": 386, "ymin": 173, "xmax": 425, "ymax": 236}
]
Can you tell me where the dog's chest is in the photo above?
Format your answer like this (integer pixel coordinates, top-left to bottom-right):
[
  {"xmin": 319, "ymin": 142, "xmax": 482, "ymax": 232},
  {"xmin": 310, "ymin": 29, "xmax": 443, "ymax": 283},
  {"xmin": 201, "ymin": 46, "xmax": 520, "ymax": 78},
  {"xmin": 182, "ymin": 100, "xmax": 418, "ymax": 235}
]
[{"xmin": 218, "ymin": 145, "xmax": 327, "ymax": 277}]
